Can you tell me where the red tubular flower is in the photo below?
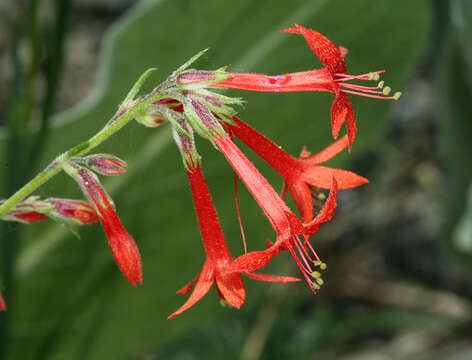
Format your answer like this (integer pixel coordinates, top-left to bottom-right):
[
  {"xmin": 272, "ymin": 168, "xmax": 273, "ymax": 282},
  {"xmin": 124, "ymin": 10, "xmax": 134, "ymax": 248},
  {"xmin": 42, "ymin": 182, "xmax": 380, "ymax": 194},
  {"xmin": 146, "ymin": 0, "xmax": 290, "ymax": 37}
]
[
  {"xmin": 178, "ymin": 99, "xmax": 339, "ymax": 291},
  {"xmin": 213, "ymin": 24, "xmax": 401, "ymax": 148},
  {"xmin": 212, "ymin": 132, "xmax": 337, "ymax": 291},
  {"xmin": 0, "ymin": 293, "xmax": 7, "ymax": 311},
  {"xmin": 46, "ymin": 198, "xmax": 100, "ymax": 224},
  {"xmin": 226, "ymin": 117, "xmax": 368, "ymax": 224},
  {"xmin": 170, "ymin": 122, "xmax": 298, "ymax": 319},
  {"xmin": 64, "ymin": 164, "xmax": 142, "ymax": 287}
]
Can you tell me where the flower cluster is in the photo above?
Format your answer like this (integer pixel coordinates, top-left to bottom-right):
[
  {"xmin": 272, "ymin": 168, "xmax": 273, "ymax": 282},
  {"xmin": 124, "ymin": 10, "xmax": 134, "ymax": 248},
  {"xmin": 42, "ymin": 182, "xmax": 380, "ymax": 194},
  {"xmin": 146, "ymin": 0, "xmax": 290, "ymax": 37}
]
[
  {"xmin": 139, "ymin": 24, "xmax": 398, "ymax": 317},
  {"xmin": 0, "ymin": 24, "xmax": 399, "ymax": 317}
]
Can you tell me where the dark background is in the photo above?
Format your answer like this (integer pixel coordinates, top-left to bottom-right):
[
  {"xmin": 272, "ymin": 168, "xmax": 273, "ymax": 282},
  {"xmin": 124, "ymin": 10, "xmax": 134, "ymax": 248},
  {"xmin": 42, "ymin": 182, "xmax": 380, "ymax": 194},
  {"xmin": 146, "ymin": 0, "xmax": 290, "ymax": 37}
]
[{"xmin": 1, "ymin": 0, "xmax": 471, "ymax": 359}]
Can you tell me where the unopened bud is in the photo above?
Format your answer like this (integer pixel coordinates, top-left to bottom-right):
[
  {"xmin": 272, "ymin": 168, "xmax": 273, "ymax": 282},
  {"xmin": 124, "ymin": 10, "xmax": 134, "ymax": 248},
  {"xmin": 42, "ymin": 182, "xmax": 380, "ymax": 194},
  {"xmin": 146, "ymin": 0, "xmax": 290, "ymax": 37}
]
[
  {"xmin": 46, "ymin": 198, "xmax": 100, "ymax": 225},
  {"xmin": 81, "ymin": 154, "xmax": 127, "ymax": 176},
  {"xmin": 135, "ymin": 105, "xmax": 168, "ymax": 128}
]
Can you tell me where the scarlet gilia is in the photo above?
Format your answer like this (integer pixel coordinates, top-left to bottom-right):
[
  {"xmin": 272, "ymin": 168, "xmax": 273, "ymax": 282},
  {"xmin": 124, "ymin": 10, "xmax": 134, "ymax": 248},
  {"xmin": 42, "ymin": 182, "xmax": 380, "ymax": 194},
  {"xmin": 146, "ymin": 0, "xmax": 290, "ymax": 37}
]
[
  {"xmin": 212, "ymin": 24, "xmax": 401, "ymax": 148},
  {"xmin": 63, "ymin": 159, "xmax": 142, "ymax": 287}
]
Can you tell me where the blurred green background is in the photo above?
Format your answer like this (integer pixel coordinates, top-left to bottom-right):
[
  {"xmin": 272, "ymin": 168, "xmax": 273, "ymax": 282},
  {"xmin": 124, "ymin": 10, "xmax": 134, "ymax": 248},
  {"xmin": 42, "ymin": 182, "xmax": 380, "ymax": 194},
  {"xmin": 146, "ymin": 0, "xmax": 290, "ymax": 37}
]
[{"xmin": 1, "ymin": 0, "xmax": 472, "ymax": 359}]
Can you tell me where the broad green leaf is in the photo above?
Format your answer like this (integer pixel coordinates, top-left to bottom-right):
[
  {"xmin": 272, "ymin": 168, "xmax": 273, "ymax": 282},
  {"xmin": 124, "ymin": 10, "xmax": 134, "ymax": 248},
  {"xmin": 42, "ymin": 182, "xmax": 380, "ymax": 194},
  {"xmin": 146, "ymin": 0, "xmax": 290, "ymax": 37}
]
[{"xmin": 0, "ymin": 0, "xmax": 430, "ymax": 359}]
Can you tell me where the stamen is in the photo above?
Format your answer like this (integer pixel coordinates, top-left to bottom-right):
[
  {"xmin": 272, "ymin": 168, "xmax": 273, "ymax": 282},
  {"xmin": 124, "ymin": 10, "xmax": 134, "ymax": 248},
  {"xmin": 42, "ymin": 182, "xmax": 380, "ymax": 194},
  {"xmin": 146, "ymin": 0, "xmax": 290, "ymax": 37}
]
[
  {"xmin": 304, "ymin": 237, "xmax": 321, "ymax": 262},
  {"xmin": 293, "ymin": 238, "xmax": 314, "ymax": 273},
  {"xmin": 393, "ymin": 91, "xmax": 402, "ymax": 100},
  {"xmin": 234, "ymin": 172, "xmax": 247, "ymax": 253},
  {"xmin": 340, "ymin": 84, "xmax": 385, "ymax": 95},
  {"xmin": 382, "ymin": 86, "xmax": 391, "ymax": 95},
  {"xmin": 335, "ymin": 71, "xmax": 401, "ymax": 101},
  {"xmin": 368, "ymin": 72, "xmax": 380, "ymax": 81},
  {"xmin": 334, "ymin": 70, "xmax": 385, "ymax": 81},
  {"xmin": 341, "ymin": 89, "xmax": 398, "ymax": 100}
]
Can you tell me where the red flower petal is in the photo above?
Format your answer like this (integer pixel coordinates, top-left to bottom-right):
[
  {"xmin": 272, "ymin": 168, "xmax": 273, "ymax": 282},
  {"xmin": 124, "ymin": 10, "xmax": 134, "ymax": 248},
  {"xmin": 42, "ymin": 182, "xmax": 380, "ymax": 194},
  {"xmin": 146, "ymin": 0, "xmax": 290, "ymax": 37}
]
[
  {"xmin": 304, "ymin": 178, "xmax": 338, "ymax": 234},
  {"xmin": 224, "ymin": 249, "xmax": 276, "ymax": 274},
  {"xmin": 168, "ymin": 261, "xmax": 214, "ymax": 319},
  {"xmin": 281, "ymin": 24, "xmax": 347, "ymax": 75},
  {"xmin": 215, "ymin": 272, "xmax": 245, "ymax": 309},
  {"xmin": 287, "ymin": 181, "xmax": 313, "ymax": 224},
  {"xmin": 303, "ymin": 135, "xmax": 348, "ymax": 164},
  {"xmin": 331, "ymin": 92, "xmax": 356, "ymax": 148},
  {"xmin": 301, "ymin": 165, "xmax": 368, "ymax": 190}
]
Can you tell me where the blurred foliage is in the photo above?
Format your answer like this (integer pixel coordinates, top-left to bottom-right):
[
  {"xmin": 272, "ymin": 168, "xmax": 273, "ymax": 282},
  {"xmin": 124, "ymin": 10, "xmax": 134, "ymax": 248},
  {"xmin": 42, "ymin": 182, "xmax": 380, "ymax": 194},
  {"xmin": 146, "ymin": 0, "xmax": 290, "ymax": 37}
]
[{"xmin": 7, "ymin": 0, "xmax": 472, "ymax": 359}]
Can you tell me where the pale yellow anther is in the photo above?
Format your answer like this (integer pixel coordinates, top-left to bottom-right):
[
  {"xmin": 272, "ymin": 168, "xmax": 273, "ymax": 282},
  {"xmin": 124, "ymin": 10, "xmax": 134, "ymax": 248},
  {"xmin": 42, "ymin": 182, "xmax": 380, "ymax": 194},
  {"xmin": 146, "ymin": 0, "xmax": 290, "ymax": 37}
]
[
  {"xmin": 393, "ymin": 91, "xmax": 402, "ymax": 100},
  {"xmin": 378, "ymin": 80, "xmax": 385, "ymax": 89},
  {"xmin": 320, "ymin": 262, "xmax": 327, "ymax": 270},
  {"xmin": 311, "ymin": 271, "xmax": 321, "ymax": 278},
  {"xmin": 382, "ymin": 86, "xmax": 391, "ymax": 96},
  {"xmin": 313, "ymin": 283, "xmax": 321, "ymax": 290},
  {"xmin": 315, "ymin": 278, "xmax": 324, "ymax": 286},
  {"xmin": 368, "ymin": 72, "xmax": 375, "ymax": 81},
  {"xmin": 219, "ymin": 299, "xmax": 228, "ymax": 307},
  {"xmin": 318, "ymin": 193, "xmax": 326, "ymax": 200}
]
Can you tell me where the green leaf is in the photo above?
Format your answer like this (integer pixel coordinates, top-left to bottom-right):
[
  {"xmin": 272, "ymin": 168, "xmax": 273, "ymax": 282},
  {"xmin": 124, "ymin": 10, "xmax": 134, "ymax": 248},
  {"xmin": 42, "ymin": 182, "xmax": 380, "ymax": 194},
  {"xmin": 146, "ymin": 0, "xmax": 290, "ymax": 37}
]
[{"xmin": 0, "ymin": 0, "xmax": 431, "ymax": 359}]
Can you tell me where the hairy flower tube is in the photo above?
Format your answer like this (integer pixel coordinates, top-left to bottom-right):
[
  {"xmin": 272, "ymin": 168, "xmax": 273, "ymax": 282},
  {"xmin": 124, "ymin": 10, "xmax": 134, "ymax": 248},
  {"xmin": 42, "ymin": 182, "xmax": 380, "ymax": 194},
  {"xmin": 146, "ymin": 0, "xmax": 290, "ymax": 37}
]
[
  {"xmin": 63, "ymin": 161, "xmax": 142, "ymax": 287},
  {"xmin": 169, "ymin": 120, "xmax": 299, "ymax": 319},
  {"xmin": 212, "ymin": 24, "xmax": 401, "ymax": 148}
]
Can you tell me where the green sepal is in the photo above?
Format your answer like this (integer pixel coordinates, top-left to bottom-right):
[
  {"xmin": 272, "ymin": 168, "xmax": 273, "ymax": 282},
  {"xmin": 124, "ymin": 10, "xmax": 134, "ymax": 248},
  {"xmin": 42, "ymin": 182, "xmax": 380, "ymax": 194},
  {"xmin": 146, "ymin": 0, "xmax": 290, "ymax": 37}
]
[
  {"xmin": 121, "ymin": 67, "xmax": 158, "ymax": 106},
  {"xmin": 171, "ymin": 48, "xmax": 209, "ymax": 78}
]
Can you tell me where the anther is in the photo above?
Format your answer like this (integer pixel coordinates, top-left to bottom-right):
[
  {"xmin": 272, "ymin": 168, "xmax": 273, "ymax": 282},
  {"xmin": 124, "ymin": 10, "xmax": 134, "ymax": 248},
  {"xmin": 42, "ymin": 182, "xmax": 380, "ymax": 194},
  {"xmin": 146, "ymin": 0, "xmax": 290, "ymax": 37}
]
[
  {"xmin": 382, "ymin": 86, "xmax": 391, "ymax": 96},
  {"xmin": 315, "ymin": 278, "xmax": 324, "ymax": 286},
  {"xmin": 312, "ymin": 282, "xmax": 321, "ymax": 290},
  {"xmin": 368, "ymin": 72, "xmax": 380, "ymax": 81},
  {"xmin": 378, "ymin": 80, "xmax": 385, "ymax": 89},
  {"xmin": 311, "ymin": 271, "xmax": 321, "ymax": 278},
  {"xmin": 393, "ymin": 91, "xmax": 402, "ymax": 100}
]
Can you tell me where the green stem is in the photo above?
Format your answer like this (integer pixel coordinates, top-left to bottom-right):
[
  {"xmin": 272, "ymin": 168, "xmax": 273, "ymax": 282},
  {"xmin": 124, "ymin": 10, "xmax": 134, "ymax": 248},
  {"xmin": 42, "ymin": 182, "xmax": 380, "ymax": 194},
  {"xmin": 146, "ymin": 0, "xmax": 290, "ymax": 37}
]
[{"xmin": 0, "ymin": 83, "xmax": 170, "ymax": 218}]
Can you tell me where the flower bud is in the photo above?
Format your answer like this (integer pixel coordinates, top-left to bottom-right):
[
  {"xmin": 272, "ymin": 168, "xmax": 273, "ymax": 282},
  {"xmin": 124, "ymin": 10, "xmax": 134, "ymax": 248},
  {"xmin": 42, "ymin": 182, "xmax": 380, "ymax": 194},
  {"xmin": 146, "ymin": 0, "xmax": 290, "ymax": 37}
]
[
  {"xmin": 0, "ymin": 197, "xmax": 51, "ymax": 224},
  {"xmin": 46, "ymin": 198, "xmax": 100, "ymax": 225},
  {"xmin": 172, "ymin": 118, "xmax": 201, "ymax": 170},
  {"xmin": 135, "ymin": 105, "xmax": 168, "ymax": 128},
  {"xmin": 63, "ymin": 161, "xmax": 142, "ymax": 286},
  {"xmin": 177, "ymin": 69, "xmax": 229, "ymax": 89},
  {"xmin": 81, "ymin": 154, "xmax": 127, "ymax": 176}
]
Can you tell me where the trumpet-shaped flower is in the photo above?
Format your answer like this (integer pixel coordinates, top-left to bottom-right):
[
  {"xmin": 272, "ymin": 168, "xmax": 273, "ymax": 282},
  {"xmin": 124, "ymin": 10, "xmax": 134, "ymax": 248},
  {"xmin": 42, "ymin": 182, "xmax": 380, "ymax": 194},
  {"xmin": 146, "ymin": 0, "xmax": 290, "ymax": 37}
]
[
  {"xmin": 63, "ymin": 163, "xmax": 142, "ymax": 287},
  {"xmin": 226, "ymin": 117, "xmax": 368, "ymax": 224},
  {"xmin": 169, "ymin": 122, "xmax": 298, "ymax": 319},
  {"xmin": 213, "ymin": 24, "xmax": 401, "ymax": 148}
]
